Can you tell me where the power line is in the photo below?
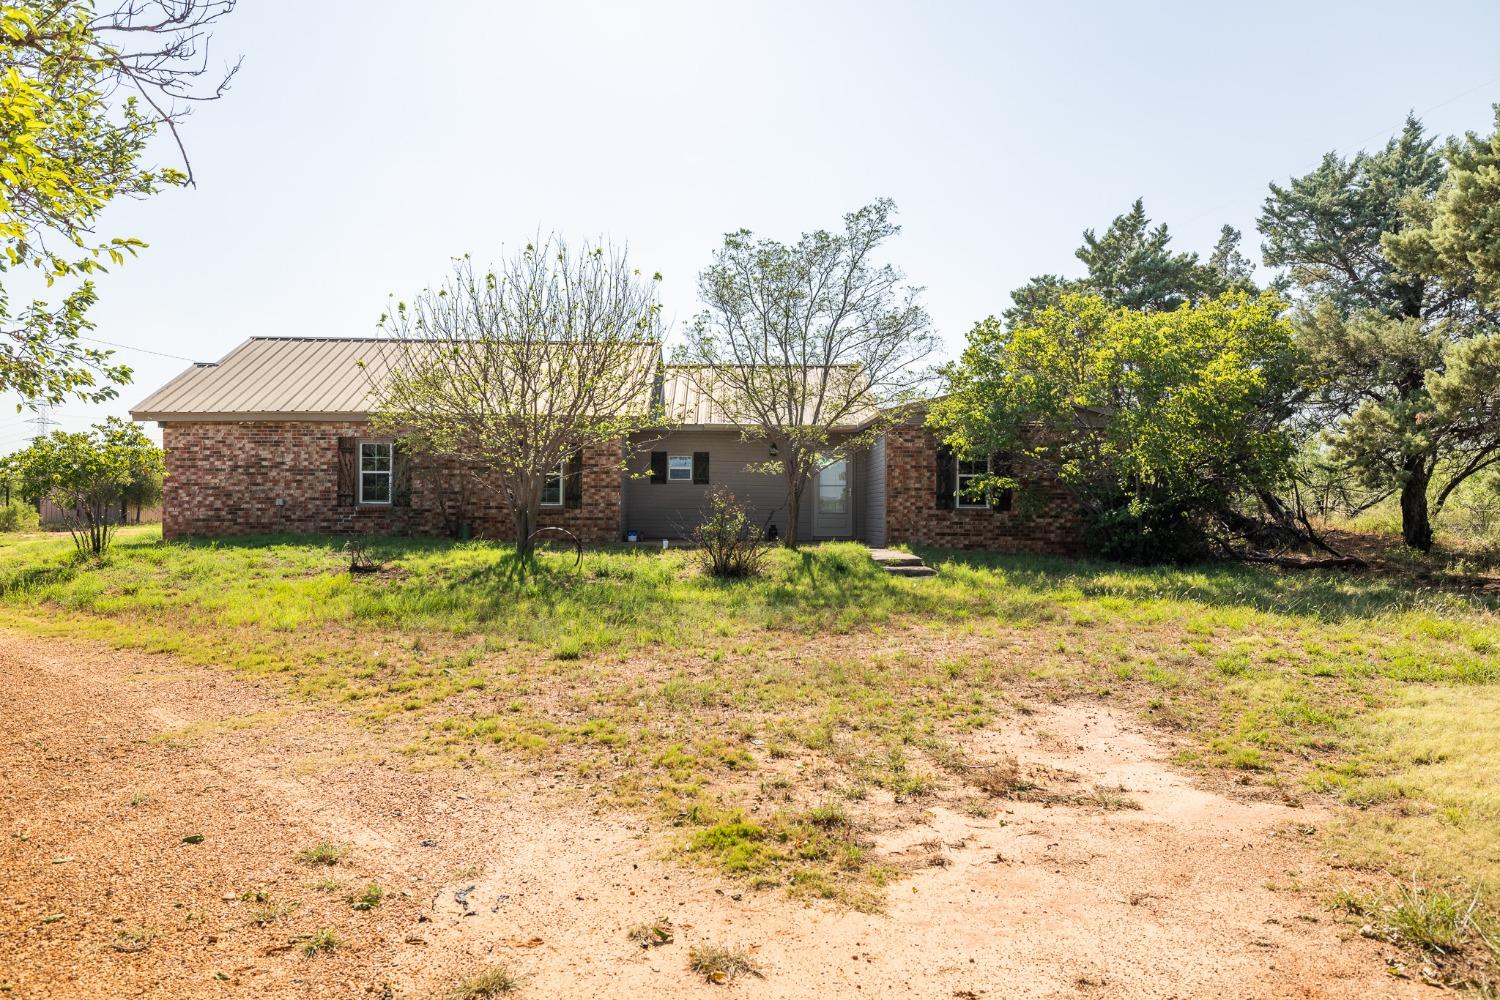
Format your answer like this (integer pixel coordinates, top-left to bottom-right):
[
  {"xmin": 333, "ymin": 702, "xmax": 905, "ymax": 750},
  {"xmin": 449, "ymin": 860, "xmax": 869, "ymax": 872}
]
[
  {"xmin": 79, "ymin": 335, "xmax": 202, "ymax": 364},
  {"xmin": 1182, "ymin": 71, "xmax": 1500, "ymax": 226},
  {"xmin": 1339, "ymin": 72, "xmax": 1500, "ymax": 154}
]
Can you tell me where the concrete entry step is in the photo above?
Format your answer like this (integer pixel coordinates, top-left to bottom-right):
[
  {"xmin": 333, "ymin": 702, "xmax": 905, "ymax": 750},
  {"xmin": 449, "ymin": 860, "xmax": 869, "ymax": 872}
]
[
  {"xmin": 868, "ymin": 547, "xmax": 936, "ymax": 577},
  {"xmin": 884, "ymin": 564, "xmax": 938, "ymax": 577}
]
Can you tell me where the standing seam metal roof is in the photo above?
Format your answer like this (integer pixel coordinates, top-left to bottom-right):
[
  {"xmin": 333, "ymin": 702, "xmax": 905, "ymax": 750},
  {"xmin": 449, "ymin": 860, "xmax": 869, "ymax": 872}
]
[
  {"xmin": 131, "ymin": 338, "xmax": 398, "ymax": 420},
  {"xmin": 132, "ymin": 337, "xmax": 883, "ymax": 428}
]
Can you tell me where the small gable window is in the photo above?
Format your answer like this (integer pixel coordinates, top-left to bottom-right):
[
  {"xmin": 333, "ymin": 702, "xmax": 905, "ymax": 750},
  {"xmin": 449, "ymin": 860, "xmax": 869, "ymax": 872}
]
[{"xmin": 359, "ymin": 441, "xmax": 392, "ymax": 504}]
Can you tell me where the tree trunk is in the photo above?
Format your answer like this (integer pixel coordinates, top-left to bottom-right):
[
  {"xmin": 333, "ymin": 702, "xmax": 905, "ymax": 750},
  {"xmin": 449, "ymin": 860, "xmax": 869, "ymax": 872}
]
[
  {"xmin": 783, "ymin": 473, "xmax": 802, "ymax": 549},
  {"xmin": 513, "ymin": 501, "xmax": 536, "ymax": 558},
  {"xmin": 1400, "ymin": 456, "xmax": 1434, "ymax": 552}
]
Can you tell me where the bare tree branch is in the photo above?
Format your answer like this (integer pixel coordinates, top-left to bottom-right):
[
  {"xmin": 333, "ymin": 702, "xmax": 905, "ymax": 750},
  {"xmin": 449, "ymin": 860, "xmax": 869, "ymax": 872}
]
[
  {"xmin": 364, "ymin": 238, "xmax": 668, "ymax": 557},
  {"xmin": 675, "ymin": 200, "xmax": 938, "ymax": 547}
]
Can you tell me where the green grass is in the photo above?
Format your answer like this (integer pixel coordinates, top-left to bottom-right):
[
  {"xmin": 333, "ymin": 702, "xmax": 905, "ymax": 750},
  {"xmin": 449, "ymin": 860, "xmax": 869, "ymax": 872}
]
[
  {"xmin": 349, "ymin": 882, "xmax": 383, "ymax": 911},
  {"xmin": 2, "ymin": 526, "xmax": 1499, "ymax": 930},
  {"xmin": 295, "ymin": 841, "xmax": 348, "ymax": 866},
  {"xmin": 1328, "ymin": 882, "xmax": 1499, "ymax": 988},
  {"xmin": 302, "ymin": 927, "xmax": 340, "ymax": 957}
]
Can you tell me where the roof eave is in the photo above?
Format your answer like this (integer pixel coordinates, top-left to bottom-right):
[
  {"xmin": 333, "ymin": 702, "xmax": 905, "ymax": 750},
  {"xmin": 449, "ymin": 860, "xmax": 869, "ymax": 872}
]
[{"xmin": 131, "ymin": 410, "xmax": 371, "ymax": 424}]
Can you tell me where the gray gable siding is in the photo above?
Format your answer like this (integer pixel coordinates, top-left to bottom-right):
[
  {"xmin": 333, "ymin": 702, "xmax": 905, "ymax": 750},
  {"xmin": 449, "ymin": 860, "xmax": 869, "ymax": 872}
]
[{"xmin": 863, "ymin": 433, "xmax": 888, "ymax": 547}]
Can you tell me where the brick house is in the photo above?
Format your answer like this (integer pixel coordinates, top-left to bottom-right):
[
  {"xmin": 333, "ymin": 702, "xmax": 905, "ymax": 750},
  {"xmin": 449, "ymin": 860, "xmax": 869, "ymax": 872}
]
[{"xmin": 131, "ymin": 337, "xmax": 1084, "ymax": 553}]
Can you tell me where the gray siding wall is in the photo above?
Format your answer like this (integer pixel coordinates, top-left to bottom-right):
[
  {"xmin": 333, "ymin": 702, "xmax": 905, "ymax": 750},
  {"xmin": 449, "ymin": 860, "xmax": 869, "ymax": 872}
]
[
  {"xmin": 625, "ymin": 430, "xmax": 866, "ymax": 541},
  {"xmin": 863, "ymin": 433, "xmax": 887, "ymax": 547},
  {"xmin": 625, "ymin": 430, "xmax": 788, "ymax": 539}
]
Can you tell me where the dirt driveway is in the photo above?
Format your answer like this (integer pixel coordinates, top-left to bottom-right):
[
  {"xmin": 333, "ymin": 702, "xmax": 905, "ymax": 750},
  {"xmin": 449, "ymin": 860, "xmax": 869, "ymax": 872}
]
[{"xmin": 0, "ymin": 631, "xmax": 1416, "ymax": 999}]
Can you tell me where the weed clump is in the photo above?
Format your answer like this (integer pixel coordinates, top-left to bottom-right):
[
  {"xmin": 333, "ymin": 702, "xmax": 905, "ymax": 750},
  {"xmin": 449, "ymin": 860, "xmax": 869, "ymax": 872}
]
[
  {"xmin": 296, "ymin": 841, "xmax": 347, "ymax": 866},
  {"xmin": 688, "ymin": 942, "xmax": 762, "ymax": 984},
  {"xmin": 627, "ymin": 917, "xmax": 673, "ymax": 948},
  {"xmin": 302, "ymin": 928, "xmax": 340, "ymax": 957},
  {"xmin": 349, "ymin": 882, "xmax": 383, "ymax": 911},
  {"xmin": 446, "ymin": 965, "xmax": 519, "ymax": 998}
]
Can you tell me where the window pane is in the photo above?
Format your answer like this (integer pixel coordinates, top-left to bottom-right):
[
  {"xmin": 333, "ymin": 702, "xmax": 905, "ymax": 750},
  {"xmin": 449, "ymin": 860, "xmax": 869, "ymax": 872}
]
[
  {"xmin": 361, "ymin": 472, "xmax": 390, "ymax": 503},
  {"xmin": 541, "ymin": 464, "xmax": 563, "ymax": 505},
  {"xmin": 818, "ymin": 460, "xmax": 848, "ymax": 513},
  {"xmin": 957, "ymin": 472, "xmax": 985, "ymax": 506},
  {"xmin": 361, "ymin": 442, "xmax": 391, "ymax": 472},
  {"xmin": 667, "ymin": 455, "xmax": 692, "ymax": 481}
]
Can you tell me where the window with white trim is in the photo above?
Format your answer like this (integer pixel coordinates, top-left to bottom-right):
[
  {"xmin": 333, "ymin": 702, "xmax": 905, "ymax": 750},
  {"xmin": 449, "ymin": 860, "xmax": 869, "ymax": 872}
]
[
  {"xmin": 359, "ymin": 441, "xmax": 393, "ymax": 504},
  {"xmin": 667, "ymin": 455, "xmax": 693, "ymax": 482},
  {"xmin": 540, "ymin": 462, "xmax": 565, "ymax": 506},
  {"xmin": 955, "ymin": 457, "xmax": 990, "ymax": 509}
]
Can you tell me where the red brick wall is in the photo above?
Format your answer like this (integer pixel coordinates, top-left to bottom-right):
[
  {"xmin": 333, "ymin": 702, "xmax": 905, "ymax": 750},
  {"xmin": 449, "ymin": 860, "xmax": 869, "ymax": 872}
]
[
  {"xmin": 161, "ymin": 422, "xmax": 624, "ymax": 542},
  {"xmin": 882, "ymin": 423, "xmax": 1085, "ymax": 554}
]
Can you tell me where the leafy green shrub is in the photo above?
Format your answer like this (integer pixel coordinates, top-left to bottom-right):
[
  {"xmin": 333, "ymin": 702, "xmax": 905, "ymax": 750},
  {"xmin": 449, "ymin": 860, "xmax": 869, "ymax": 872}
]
[
  {"xmin": 3, "ymin": 418, "xmax": 162, "ymax": 556},
  {"xmin": 0, "ymin": 502, "xmax": 38, "ymax": 532},
  {"xmin": 692, "ymin": 488, "xmax": 769, "ymax": 578},
  {"xmin": 931, "ymin": 291, "xmax": 1301, "ymax": 563}
]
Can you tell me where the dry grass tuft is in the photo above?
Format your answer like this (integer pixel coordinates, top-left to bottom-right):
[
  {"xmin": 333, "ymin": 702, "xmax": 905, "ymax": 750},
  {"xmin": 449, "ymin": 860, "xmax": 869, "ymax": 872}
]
[
  {"xmin": 110, "ymin": 925, "xmax": 156, "ymax": 953},
  {"xmin": 627, "ymin": 917, "xmax": 674, "ymax": 948},
  {"xmin": 249, "ymin": 899, "xmax": 293, "ymax": 926},
  {"xmin": 447, "ymin": 964, "xmax": 520, "ymax": 998},
  {"xmin": 1080, "ymin": 785, "xmax": 1144, "ymax": 811},
  {"xmin": 971, "ymin": 754, "xmax": 1038, "ymax": 798},
  {"xmin": 688, "ymin": 942, "xmax": 762, "ymax": 984}
]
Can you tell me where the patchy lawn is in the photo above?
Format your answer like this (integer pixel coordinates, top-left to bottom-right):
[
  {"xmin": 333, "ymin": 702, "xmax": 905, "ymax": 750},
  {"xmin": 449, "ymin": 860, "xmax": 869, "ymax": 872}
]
[{"xmin": 2, "ymin": 526, "xmax": 1498, "ymax": 982}]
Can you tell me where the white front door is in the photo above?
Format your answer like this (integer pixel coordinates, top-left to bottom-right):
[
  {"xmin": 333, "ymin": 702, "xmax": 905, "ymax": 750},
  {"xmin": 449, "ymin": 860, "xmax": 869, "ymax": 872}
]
[{"xmin": 812, "ymin": 458, "xmax": 853, "ymax": 538}]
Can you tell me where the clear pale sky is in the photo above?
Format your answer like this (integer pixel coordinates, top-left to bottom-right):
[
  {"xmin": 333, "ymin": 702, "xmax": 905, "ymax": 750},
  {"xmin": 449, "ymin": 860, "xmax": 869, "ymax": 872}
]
[{"xmin": 6, "ymin": 0, "xmax": 1500, "ymax": 449}]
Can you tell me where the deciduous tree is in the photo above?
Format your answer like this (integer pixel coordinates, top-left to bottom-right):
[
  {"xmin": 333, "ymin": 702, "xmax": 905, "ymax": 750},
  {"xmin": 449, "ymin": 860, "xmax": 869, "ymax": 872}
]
[
  {"xmin": 1, "ymin": 1, "xmax": 238, "ymax": 406},
  {"xmin": 367, "ymin": 240, "xmax": 666, "ymax": 558},
  {"xmin": 676, "ymin": 199, "xmax": 938, "ymax": 548},
  {"xmin": 4, "ymin": 415, "xmax": 161, "ymax": 555},
  {"xmin": 930, "ymin": 291, "xmax": 1300, "ymax": 562}
]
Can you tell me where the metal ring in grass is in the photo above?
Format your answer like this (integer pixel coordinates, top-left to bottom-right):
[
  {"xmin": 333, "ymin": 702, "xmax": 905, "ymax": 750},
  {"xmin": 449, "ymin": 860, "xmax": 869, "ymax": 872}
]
[{"xmin": 526, "ymin": 526, "xmax": 582, "ymax": 570}]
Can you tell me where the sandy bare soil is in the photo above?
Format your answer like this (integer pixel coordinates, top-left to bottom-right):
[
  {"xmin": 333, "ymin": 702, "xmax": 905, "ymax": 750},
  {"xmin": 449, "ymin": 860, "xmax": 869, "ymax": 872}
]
[{"xmin": 0, "ymin": 630, "xmax": 1421, "ymax": 999}]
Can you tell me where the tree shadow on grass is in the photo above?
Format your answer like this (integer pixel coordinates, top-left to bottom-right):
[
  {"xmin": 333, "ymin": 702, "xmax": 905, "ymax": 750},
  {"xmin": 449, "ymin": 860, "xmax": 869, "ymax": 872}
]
[
  {"xmin": 170, "ymin": 533, "xmax": 450, "ymax": 560},
  {"xmin": 0, "ymin": 557, "xmax": 85, "ymax": 596},
  {"xmin": 759, "ymin": 546, "xmax": 940, "ymax": 616},
  {"xmin": 919, "ymin": 548, "xmax": 1500, "ymax": 625}
]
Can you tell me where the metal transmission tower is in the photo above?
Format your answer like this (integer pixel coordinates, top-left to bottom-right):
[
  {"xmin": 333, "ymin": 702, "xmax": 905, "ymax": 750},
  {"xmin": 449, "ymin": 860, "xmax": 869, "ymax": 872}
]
[{"xmin": 27, "ymin": 404, "xmax": 61, "ymax": 440}]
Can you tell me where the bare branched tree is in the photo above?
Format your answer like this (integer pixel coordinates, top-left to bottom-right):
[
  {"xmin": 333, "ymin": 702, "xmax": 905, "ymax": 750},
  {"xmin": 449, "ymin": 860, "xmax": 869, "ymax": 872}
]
[
  {"xmin": 365, "ymin": 239, "xmax": 666, "ymax": 558},
  {"xmin": 676, "ymin": 199, "xmax": 939, "ymax": 547}
]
